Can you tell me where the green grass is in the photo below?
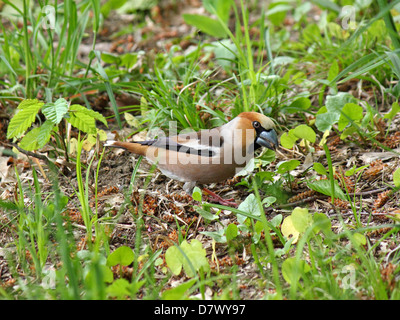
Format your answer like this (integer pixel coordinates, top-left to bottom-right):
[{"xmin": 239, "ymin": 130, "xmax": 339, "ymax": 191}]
[{"xmin": 1, "ymin": 0, "xmax": 400, "ymax": 300}]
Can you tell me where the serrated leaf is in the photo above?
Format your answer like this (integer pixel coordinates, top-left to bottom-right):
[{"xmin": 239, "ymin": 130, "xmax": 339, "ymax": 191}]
[
  {"xmin": 68, "ymin": 112, "xmax": 96, "ymax": 134},
  {"xmin": 17, "ymin": 99, "xmax": 43, "ymax": 110},
  {"xmin": 42, "ymin": 98, "xmax": 69, "ymax": 125},
  {"xmin": 69, "ymin": 104, "xmax": 107, "ymax": 126},
  {"xmin": 19, "ymin": 127, "xmax": 40, "ymax": 151},
  {"xmin": 7, "ymin": 102, "xmax": 43, "ymax": 138},
  {"xmin": 37, "ymin": 120, "xmax": 55, "ymax": 149}
]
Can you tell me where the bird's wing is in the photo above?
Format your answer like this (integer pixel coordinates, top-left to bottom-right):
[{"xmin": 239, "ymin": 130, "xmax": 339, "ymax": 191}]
[{"xmin": 135, "ymin": 128, "xmax": 223, "ymax": 158}]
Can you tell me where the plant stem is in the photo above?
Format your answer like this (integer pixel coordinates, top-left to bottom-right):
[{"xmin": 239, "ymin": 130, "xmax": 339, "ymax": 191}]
[{"xmin": 23, "ymin": 0, "xmax": 33, "ymax": 97}]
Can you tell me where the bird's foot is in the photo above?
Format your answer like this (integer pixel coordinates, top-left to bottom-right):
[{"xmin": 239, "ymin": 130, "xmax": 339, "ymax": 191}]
[{"xmin": 203, "ymin": 188, "xmax": 238, "ymax": 208}]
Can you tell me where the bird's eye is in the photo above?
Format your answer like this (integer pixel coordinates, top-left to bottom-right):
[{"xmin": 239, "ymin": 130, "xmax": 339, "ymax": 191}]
[{"xmin": 253, "ymin": 121, "xmax": 261, "ymax": 129}]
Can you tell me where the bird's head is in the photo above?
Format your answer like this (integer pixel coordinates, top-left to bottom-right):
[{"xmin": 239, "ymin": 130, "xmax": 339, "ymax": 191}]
[{"xmin": 236, "ymin": 112, "xmax": 279, "ymax": 151}]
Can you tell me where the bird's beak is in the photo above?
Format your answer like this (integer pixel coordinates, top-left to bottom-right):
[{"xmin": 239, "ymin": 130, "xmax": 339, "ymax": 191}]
[{"xmin": 256, "ymin": 129, "xmax": 278, "ymax": 150}]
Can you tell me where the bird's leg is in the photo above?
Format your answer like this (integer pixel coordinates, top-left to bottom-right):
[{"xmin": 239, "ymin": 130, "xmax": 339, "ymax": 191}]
[{"xmin": 202, "ymin": 188, "xmax": 238, "ymax": 208}]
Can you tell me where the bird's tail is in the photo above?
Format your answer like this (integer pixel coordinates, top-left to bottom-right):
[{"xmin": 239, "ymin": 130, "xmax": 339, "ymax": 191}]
[{"xmin": 104, "ymin": 140, "xmax": 147, "ymax": 156}]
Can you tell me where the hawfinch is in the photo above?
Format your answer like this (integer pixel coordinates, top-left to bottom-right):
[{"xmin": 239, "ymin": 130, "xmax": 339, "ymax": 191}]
[{"xmin": 105, "ymin": 112, "xmax": 278, "ymax": 202}]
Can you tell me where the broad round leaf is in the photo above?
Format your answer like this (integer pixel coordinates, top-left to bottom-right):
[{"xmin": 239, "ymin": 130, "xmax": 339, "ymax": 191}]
[{"xmin": 107, "ymin": 246, "xmax": 135, "ymax": 267}]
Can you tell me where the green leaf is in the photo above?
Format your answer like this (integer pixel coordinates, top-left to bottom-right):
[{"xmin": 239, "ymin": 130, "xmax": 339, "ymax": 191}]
[
  {"xmin": 225, "ymin": 223, "xmax": 238, "ymax": 242},
  {"xmin": 312, "ymin": 212, "xmax": 333, "ymax": 236},
  {"xmin": 16, "ymin": 99, "xmax": 41, "ymax": 110},
  {"xmin": 340, "ymin": 126, "xmax": 357, "ymax": 140},
  {"xmin": 276, "ymin": 160, "xmax": 300, "ymax": 174},
  {"xmin": 267, "ymin": 3, "xmax": 291, "ymax": 26},
  {"xmin": 68, "ymin": 112, "xmax": 96, "ymax": 134},
  {"xmin": 203, "ymin": 0, "xmax": 232, "ymax": 23},
  {"xmin": 307, "ymin": 179, "xmax": 346, "ymax": 200},
  {"xmin": 316, "ymin": 93, "xmax": 358, "ymax": 132},
  {"xmin": 280, "ymin": 125, "xmax": 315, "ymax": 148},
  {"xmin": 237, "ymin": 194, "xmax": 260, "ymax": 224},
  {"xmin": 0, "ymin": 200, "xmax": 18, "ymax": 210},
  {"xmin": 192, "ymin": 186, "xmax": 202, "ymax": 202},
  {"xmin": 107, "ymin": 246, "xmax": 135, "ymax": 267},
  {"xmin": 85, "ymin": 264, "xmax": 114, "ymax": 285},
  {"xmin": 7, "ymin": 100, "xmax": 43, "ymax": 138},
  {"xmin": 161, "ymin": 279, "xmax": 196, "ymax": 300},
  {"xmin": 180, "ymin": 240, "xmax": 209, "ymax": 277},
  {"xmin": 282, "ymin": 257, "xmax": 311, "ymax": 284},
  {"xmin": 292, "ymin": 124, "xmax": 316, "ymax": 143},
  {"xmin": 42, "ymin": 98, "xmax": 69, "ymax": 125},
  {"xmin": 182, "ymin": 14, "xmax": 227, "ymax": 38},
  {"xmin": 281, "ymin": 207, "xmax": 312, "ymax": 244},
  {"xmin": 165, "ymin": 240, "xmax": 210, "ymax": 278},
  {"xmin": 384, "ymin": 101, "xmax": 400, "ymax": 120},
  {"xmin": 69, "ymin": 104, "xmax": 108, "ymax": 126},
  {"xmin": 280, "ymin": 131, "xmax": 297, "ymax": 149},
  {"xmin": 327, "ymin": 60, "xmax": 339, "ymax": 82},
  {"xmin": 200, "ymin": 229, "xmax": 226, "ymax": 243},
  {"xmin": 338, "ymin": 103, "xmax": 363, "ymax": 131},
  {"xmin": 291, "ymin": 207, "xmax": 313, "ymax": 233},
  {"xmin": 315, "ymin": 112, "xmax": 340, "ymax": 132},
  {"xmin": 19, "ymin": 127, "xmax": 40, "ymax": 151},
  {"xmin": 101, "ymin": 0, "xmax": 127, "ymax": 18},
  {"xmin": 345, "ymin": 164, "xmax": 369, "ymax": 176},
  {"xmin": 196, "ymin": 207, "xmax": 220, "ymax": 221},
  {"xmin": 352, "ymin": 232, "xmax": 367, "ymax": 246},
  {"xmin": 164, "ymin": 246, "xmax": 182, "ymax": 275},
  {"xmin": 254, "ymin": 220, "xmax": 264, "ymax": 234},
  {"xmin": 281, "ymin": 215, "xmax": 300, "ymax": 243},
  {"xmin": 393, "ymin": 167, "xmax": 400, "ymax": 187},
  {"xmin": 270, "ymin": 214, "xmax": 283, "ymax": 228},
  {"xmin": 326, "ymin": 92, "xmax": 357, "ymax": 114},
  {"xmin": 313, "ymin": 162, "xmax": 327, "ymax": 176},
  {"xmin": 285, "ymin": 97, "xmax": 311, "ymax": 113},
  {"xmin": 262, "ymin": 196, "xmax": 276, "ymax": 207},
  {"xmin": 106, "ymin": 278, "xmax": 131, "ymax": 299},
  {"xmin": 37, "ymin": 120, "xmax": 55, "ymax": 149}
]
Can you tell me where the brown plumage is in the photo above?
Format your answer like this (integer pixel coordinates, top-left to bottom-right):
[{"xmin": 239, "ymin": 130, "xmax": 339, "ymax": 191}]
[{"xmin": 105, "ymin": 112, "xmax": 278, "ymax": 194}]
